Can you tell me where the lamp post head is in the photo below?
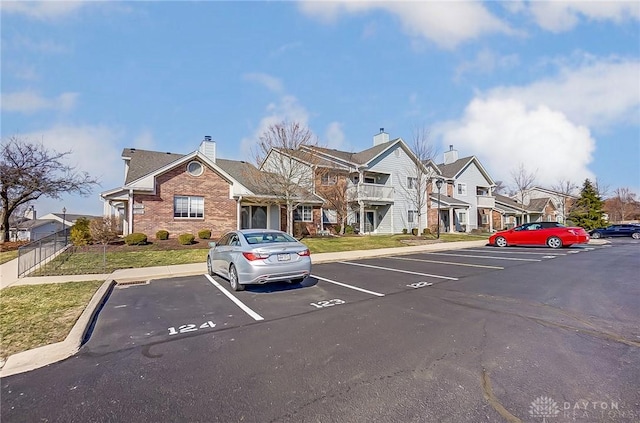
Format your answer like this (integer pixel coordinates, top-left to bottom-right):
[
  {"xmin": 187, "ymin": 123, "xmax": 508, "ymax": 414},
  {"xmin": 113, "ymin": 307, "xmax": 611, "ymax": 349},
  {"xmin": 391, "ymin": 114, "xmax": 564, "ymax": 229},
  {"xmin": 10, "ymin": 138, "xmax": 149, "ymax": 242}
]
[
  {"xmin": 62, "ymin": 207, "xmax": 66, "ymax": 214},
  {"xmin": 435, "ymin": 179, "xmax": 443, "ymax": 190}
]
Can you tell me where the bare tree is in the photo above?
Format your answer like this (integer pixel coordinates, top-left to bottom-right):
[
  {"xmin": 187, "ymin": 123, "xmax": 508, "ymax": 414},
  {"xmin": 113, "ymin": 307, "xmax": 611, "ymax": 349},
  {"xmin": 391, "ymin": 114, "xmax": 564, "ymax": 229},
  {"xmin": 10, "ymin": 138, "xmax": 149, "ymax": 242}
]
[
  {"xmin": 399, "ymin": 126, "xmax": 437, "ymax": 235},
  {"xmin": 509, "ymin": 163, "xmax": 537, "ymax": 205},
  {"xmin": 551, "ymin": 179, "xmax": 578, "ymax": 223},
  {"xmin": 607, "ymin": 187, "xmax": 637, "ymax": 222},
  {"xmin": 493, "ymin": 180, "xmax": 507, "ymax": 194},
  {"xmin": 1, "ymin": 136, "xmax": 99, "ymax": 243},
  {"xmin": 252, "ymin": 121, "xmax": 322, "ymax": 235},
  {"xmin": 316, "ymin": 170, "xmax": 354, "ymax": 235}
]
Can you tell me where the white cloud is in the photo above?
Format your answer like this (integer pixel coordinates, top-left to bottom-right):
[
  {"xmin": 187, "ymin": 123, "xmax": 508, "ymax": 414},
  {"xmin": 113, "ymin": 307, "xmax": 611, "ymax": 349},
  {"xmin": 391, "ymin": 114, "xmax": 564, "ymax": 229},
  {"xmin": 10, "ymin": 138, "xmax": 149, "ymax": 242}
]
[
  {"xmin": 527, "ymin": 1, "xmax": 640, "ymax": 32},
  {"xmin": 487, "ymin": 57, "xmax": 640, "ymax": 130},
  {"xmin": 1, "ymin": 1, "xmax": 86, "ymax": 21},
  {"xmin": 436, "ymin": 97, "xmax": 596, "ymax": 189},
  {"xmin": 298, "ymin": 1, "xmax": 514, "ymax": 49},
  {"xmin": 19, "ymin": 125, "xmax": 125, "ymax": 215},
  {"xmin": 324, "ymin": 122, "xmax": 346, "ymax": 149},
  {"xmin": 454, "ymin": 48, "xmax": 520, "ymax": 81},
  {"xmin": 240, "ymin": 94, "xmax": 311, "ymax": 160},
  {"xmin": 1, "ymin": 90, "xmax": 79, "ymax": 114},
  {"xmin": 243, "ymin": 73, "xmax": 284, "ymax": 94}
]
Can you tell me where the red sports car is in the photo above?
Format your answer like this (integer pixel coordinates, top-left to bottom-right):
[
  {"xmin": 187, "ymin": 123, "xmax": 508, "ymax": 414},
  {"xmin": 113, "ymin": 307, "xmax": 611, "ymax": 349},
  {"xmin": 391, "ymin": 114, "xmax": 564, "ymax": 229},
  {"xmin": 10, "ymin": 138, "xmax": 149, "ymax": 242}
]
[{"xmin": 489, "ymin": 222, "xmax": 590, "ymax": 249}]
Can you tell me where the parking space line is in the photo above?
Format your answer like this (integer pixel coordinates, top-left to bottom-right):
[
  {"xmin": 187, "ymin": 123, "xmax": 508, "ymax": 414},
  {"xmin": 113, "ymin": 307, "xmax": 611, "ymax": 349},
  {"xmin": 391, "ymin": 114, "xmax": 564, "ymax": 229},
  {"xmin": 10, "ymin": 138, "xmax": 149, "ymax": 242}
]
[
  {"xmin": 458, "ymin": 248, "xmax": 567, "ymax": 256},
  {"xmin": 312, "ymin": 275, "xmax": 385, "ymax": 297},
  {"xmin": 420, "ymin": 252, "xmax": 541, "ymax": 262},
  {"xmin": 204, "ymin": 274, "xmax": 264, "ymax": 321},
  {"xmin": 337, "ymin": 261, "xmax": 459, "ymax": 280},
  {"xmin": 389, "ymin": 256, "xmax": 504, "ymax": 269}
]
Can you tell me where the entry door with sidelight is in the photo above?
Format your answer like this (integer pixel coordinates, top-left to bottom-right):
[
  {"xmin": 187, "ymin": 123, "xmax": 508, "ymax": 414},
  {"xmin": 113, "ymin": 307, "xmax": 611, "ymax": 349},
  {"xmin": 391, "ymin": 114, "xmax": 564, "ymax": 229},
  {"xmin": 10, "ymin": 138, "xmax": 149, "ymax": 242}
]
[{"xmin": 365, "ymin": 211, "xmax": 375, "ymax": 233}]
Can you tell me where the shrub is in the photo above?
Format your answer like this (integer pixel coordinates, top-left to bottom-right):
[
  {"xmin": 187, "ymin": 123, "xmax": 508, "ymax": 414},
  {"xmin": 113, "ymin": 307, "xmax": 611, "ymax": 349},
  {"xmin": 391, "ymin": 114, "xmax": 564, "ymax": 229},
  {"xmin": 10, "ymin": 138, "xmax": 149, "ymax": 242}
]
[
  {"xmin": 156, "ymin": 230, "xmax": 169, "ymax": 240},
  {"xmin": 198, "ymin": 229, "xmax": 211, "ymax": 240},
  {"xmin": 345, "ymin": 225, "xmax": 354, "ymax": 234},
  {"xmin": 335, "ymin": 225, "xmax": 341, "ymax": 235},
  {"xmin": 402, "ymin": 228, "xmax": 408, "ymax": 234},
  {"xmin": 124, "ymin": 233, "xmax": 148, "ymax": 246},
  {"xmin": 411, "ymin": 228, "xmax": 418, "ymax": 236},
  {"xmin": 70, "ymin": 217, "xmax": 92, "ymax": 246},
  {"xmin": 90, "ymin": 216, "xmax": 120, "ymax": 245},
  {"xmin": 178, "ymin": 233, "xmax": 195, "ymax": 245},
  {"xmin": 422, "ymin": 228, "xmax": 431, "ymax": 235}
]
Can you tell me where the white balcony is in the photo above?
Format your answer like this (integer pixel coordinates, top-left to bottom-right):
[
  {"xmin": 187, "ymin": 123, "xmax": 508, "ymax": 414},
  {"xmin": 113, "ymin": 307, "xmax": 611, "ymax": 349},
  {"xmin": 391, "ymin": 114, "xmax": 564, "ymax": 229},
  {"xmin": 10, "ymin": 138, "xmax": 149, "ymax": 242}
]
[
  {"xmin": 477, "ymin": 195, "xmax": 495, "ymax": 208},
  {"xmin": 347, "ymin": 183, "xmax": 394, "ymax": 202}
]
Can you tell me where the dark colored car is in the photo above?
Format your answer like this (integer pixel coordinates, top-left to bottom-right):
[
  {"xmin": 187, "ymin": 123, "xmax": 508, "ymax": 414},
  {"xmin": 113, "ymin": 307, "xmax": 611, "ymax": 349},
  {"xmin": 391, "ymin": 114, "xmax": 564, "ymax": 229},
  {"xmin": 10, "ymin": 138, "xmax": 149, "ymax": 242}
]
[
  {"xmin": 489, "ymin": 221, "xmax": 590, "ymax": 249},
  {"xmin": 589, "ymin": 224, "xmax": 640, "ymax": 240}
]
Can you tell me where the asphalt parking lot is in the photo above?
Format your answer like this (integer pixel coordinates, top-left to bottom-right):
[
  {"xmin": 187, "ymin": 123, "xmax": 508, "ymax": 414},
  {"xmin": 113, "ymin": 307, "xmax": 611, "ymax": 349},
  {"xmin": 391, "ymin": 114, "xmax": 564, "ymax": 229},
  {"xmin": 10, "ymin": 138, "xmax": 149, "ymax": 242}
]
[
  {"xmin": 4, "ymin": 239, "xmax": 639, "ymax": 423},
  {"xmin": 83, "ymin": 243, "xmax": 606, "ymax": 355}
]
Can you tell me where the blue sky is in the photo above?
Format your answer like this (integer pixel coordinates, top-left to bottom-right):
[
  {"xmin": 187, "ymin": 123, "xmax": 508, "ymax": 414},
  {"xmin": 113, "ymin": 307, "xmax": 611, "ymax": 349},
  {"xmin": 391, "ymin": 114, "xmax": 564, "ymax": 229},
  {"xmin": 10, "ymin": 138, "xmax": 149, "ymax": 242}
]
[{"xmin": 2, "ymin": 1, "xmax": 639, "ymax": 217}]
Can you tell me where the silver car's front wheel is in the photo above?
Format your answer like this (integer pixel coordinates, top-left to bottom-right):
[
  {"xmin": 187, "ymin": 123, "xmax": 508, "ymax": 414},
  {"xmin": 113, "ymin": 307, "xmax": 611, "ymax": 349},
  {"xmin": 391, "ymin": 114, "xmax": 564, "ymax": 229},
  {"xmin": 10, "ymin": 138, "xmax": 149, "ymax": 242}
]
[
  {"xmin": 229, "ymin": 264, "xmax": 244, "ymax": 291},
  {"xmin": 632, "ymin": 232, "xmax": 640, "ymax": 240},
  {"xmin": 591, "ymin": 232, "xmax": 601, "ymax": 239},
  {"xmin": 207, "ymin": 256, "xmax": 214, "ymax": 276}
]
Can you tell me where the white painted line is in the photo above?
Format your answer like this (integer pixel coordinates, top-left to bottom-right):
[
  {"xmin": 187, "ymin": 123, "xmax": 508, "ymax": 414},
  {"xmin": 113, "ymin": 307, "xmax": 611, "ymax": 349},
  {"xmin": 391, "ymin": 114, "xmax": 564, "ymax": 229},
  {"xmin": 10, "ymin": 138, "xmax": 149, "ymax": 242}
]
[
  {"xmin": 337, "ymin": 261, "xmax": 459, "ymax": 280},
  {"xmin": 459, "ymin": 248, "xmax": 567, "ymax": 256},
  {"xmin": 420, "ymin": 252, "xmax": 541, "ymax": 262},
  {"xmin": 541, "ymin": 256, "xmax": 557, "ymax": 259},
  {"xmin": 389, "ymin": 256, "xmax": 504, "ymax": 269},
  {"xmin": 204, "ymin": 274, "xmax": 264, "ymax": 321},
  {"xmin": 312, "ymin": 275, "xmax": 385, "ymax": 297}
]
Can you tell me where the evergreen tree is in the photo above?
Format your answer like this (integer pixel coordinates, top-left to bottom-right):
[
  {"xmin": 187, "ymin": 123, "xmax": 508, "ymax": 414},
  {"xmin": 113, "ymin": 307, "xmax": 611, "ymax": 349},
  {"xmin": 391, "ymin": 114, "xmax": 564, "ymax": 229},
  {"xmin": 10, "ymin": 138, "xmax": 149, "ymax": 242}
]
[{"xmin": 567, "ymin": 179, "xmax": 607, "ymax": 230}]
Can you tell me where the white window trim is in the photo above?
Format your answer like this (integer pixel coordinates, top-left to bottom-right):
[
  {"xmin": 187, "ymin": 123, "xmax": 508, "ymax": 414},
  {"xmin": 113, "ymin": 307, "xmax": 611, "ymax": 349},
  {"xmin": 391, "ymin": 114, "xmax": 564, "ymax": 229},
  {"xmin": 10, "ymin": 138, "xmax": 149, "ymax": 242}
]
[
  {"xmin": 294, "ymin": 205, "xmax": 313, "ymax": 222},
  {"xmin": 187, "ymin": 161, "xmax": 204, "ymax": 177},
  {"xmin": 408, "ymin": 210, "xmax": 418, "ymax": 224},
  {"xmin": 457, "ymin": 183, "xmax": 467, "ymax": 196},
  {"xmin": 458, "ymin": 211, "xmax": 467, "ymax": 224},
  {"xmin": 407, "ymin": 177, "xmax": 418, "ymax": 189},
  {"xmin": 174, "ymin": 195, "xmax": 204, "ymax": 219}
]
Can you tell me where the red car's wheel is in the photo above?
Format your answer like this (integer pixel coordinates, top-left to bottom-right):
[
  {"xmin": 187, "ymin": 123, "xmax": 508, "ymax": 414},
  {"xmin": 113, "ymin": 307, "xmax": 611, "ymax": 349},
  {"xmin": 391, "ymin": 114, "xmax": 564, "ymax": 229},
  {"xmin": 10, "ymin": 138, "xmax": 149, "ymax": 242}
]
[
  {"xmin": 547, "ymin": 236, "xmax": 563, "ymax": 249},
  {"xmin": 495, "ymin": 236, "xmax": 508, "ymax": 247}
]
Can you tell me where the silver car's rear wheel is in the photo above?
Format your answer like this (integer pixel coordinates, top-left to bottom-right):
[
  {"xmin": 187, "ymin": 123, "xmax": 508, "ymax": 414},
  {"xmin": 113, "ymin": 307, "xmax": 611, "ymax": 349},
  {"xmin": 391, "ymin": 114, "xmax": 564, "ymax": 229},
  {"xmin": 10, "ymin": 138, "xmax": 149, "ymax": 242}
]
[
  {"xmin": 229, "ymin": 264, "xmax": 244, "ymax": 291},
  {"xmin": 591, "ymin": 232, "xmax": 601, "ymax": 239},
  {"xmin": 632, "ymin": 232, "xmax": 640, "ymax": 240},
  {"xmin": 547, "ymin": 236, "xmax": 562, "ymax": 249},
  {"xmin": 495, "ymin": 236, "xmax": 507, "ymax": 247}
]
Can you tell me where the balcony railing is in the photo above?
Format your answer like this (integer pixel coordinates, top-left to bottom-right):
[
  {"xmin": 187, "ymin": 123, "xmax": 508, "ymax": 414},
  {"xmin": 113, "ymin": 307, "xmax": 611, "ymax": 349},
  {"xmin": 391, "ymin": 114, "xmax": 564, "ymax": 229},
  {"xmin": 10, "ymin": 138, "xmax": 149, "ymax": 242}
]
[
  {"xmin": 347, "ymin": 183, "xmax": 394, "ymax": 202},
  {"xmin": 477, "ymin": 195, "xmax": 495, "ymax": 208}
]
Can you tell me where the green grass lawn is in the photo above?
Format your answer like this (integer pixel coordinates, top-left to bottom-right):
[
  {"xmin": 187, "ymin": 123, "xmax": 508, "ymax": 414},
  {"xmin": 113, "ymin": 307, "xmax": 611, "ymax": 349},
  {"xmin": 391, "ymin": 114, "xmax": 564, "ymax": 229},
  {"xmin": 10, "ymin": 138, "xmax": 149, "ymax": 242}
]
[
  {"xmin": 0, "ymin": 250, "xmax": 19, "ymax": 265},
  {"xmin": 0, "ymin": 281, "xmax": 104, "ymax": 360}
]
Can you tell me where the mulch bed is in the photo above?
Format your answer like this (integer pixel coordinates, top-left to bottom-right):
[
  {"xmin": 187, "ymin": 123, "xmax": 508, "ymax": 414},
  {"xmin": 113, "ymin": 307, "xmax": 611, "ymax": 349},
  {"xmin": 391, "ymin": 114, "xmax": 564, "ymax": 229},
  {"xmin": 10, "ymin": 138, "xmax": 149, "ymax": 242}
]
[{"xmin": 73, "ymin": 238, "xmax": 211, "ymax": 253}]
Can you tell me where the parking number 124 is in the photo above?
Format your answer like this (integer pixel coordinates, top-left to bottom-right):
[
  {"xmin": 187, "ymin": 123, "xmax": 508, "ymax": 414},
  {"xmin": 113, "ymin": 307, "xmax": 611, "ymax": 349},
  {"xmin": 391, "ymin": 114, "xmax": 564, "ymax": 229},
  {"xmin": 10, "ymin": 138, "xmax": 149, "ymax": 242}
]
[{"xmin": 168, "ymin": 321, "xmax": 216, "ymax": 335}]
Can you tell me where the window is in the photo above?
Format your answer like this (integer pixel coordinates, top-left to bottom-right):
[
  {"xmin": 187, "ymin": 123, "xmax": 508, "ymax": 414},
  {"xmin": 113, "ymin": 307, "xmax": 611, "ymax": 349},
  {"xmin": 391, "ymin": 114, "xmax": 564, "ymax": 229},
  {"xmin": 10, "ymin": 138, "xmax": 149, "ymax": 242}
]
[
  {"xmin": 458, "ymin": 211, "xmax": 467, "ymax": 224},
  {"xmin": 187, "ymin": 161, "xmax": 204, "ymax": 177},
  {"xmin": 457, "ymin": 183, "xmax": 467, "ymax": 196},
  {"xmin": 407, "ymin": 177, "xmax": 418, "ymax": 189},
  {"xmin": 408, "ymin": 210, "xmax": 418, "ymax": 223},
  {"xmin": 321, "ymin": 173, "xmax": 337, "ymax": 186},
  {"xmin": 174, "ymin": 196, "xmax": 204, "ymax": 218},
  {"xmin": 323, "ymin": 209, "xmax": 338, "ymax": 223},
  {"xmin": 481, "ymin": 214, "xmax": 489, "ymax": 224},
  {"xmin": 294, "ymin": 205, "xmax": 313, "ymax": 222}
]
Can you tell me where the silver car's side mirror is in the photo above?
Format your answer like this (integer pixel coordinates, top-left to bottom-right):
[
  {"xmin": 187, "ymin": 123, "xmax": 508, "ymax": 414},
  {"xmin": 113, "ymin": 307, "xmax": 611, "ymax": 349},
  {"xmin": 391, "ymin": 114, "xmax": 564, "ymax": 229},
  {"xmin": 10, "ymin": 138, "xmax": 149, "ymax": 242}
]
[{"xmin": 209, "ymin": 241, "xmax": 217, "ymax": 248}]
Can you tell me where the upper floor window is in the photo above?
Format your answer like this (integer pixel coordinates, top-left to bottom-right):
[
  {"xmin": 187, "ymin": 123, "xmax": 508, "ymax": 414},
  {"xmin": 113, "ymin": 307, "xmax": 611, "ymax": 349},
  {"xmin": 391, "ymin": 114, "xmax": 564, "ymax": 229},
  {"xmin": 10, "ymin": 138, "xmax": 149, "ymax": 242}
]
[
  {"xmin": 321, "ymin": 173, "xmax": 337, "ymax": 186},
  {"xmin": 174, "ymin": 196, "xmax": 204, "ymax": 218},
  {"xmin": 457, "ymin": 183, "xmax": 467, "ymax": 196},
  {"xmin": 407, "ymin": 177, "xmax": 418, "ymax": 189},
  {"xmin": 187, "ymin": 161, "xmax": 204, "ymax": 177},
  {"xmin": 294, "ymin": 205, "xmax": 313, "ymax": 222}
]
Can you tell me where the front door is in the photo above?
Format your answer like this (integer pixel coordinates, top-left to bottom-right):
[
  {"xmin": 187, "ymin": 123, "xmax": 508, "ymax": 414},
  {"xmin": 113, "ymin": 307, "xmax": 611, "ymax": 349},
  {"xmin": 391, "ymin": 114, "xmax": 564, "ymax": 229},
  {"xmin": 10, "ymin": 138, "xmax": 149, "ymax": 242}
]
[{"xmin": 365, "ymin": 211, "xmax": 375, "ymax": 233}]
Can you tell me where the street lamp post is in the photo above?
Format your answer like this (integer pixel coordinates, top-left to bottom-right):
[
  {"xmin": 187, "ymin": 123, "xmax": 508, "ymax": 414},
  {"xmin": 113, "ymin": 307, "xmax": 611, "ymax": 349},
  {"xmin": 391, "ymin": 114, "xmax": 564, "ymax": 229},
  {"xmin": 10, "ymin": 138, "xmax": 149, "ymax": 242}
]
[
  {"xmin": 435, "ymin": 179, "xmax": 443, "ymax": 239},
  {"xmin": 62, "ymin": 207, "xmax": 67, "ymax": 245}
]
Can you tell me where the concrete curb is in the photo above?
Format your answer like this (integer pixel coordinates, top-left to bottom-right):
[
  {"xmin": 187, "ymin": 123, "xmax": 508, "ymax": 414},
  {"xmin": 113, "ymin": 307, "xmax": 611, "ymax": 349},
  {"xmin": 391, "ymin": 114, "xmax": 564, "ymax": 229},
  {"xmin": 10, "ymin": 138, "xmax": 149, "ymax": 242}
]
[{"xmin": 0, "ymin": 278, "xmax": 116, "ymax": 378}]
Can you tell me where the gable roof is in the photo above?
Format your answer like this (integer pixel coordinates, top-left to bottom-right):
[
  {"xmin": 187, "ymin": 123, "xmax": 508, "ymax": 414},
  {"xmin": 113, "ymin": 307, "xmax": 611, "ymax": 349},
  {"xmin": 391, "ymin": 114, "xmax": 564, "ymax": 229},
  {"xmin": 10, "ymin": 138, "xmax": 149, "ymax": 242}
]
[
  {"xmin": 529, "ymin": 186, "xmax": 579, "ymax": 199},
  {"xmin": 123, "ymin": 148, "xmax": 184, "ymax": 185},
  {"xmin": 437, "ymin": 156, "xmax": 495, "ymax": 185},
  {"xmin": 429, "ymin": 193, "xmax": 470, "ymax": 208},
  {"xmin": 527, "ymin": 197, "xmax": 555, "ymax": 213}
]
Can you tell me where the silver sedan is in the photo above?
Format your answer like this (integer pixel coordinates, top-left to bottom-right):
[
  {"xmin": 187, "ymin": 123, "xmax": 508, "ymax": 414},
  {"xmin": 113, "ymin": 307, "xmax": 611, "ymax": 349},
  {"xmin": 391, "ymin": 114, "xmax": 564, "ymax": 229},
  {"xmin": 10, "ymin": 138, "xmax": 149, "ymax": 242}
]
[{"xmin": 207, "ymin": 229, "xmax": 312, "ymax": 291}]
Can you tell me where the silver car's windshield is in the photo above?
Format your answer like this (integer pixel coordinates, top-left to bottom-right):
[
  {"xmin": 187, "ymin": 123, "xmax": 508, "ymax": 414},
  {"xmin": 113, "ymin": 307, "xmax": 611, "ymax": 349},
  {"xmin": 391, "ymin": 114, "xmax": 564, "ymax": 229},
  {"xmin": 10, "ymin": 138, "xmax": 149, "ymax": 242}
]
[{"xmin": 243, "ymin": 232, "xmax": 298, "ymax": 244}]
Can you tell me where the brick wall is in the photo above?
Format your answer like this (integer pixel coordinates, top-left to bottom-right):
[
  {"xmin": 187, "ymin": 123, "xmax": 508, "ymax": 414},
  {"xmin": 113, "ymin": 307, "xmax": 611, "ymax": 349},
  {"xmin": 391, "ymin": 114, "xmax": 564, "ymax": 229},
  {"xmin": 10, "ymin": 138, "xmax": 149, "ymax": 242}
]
[{"xmin": 133, "ymin": 162, "xmax": 237, "ymax": 240}]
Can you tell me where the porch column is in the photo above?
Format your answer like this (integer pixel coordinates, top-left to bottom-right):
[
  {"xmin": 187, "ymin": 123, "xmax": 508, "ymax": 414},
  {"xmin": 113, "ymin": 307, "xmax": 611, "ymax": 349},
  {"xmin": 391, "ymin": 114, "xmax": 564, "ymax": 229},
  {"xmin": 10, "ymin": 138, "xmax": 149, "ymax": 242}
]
[
  {"xmin": 236, "ymin": 197, "xmax": 242, "ymax": 230},
  {"xmin": 489, "ymin": 209, "xmax": 493, "ymax": 232},
  {"xmin": 359, "ymin": 201, "xmax": 365, "ymax": 234},
  {"xmin": 449, "ymin": 208, "xmax": 454, "ymax": 233}
]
